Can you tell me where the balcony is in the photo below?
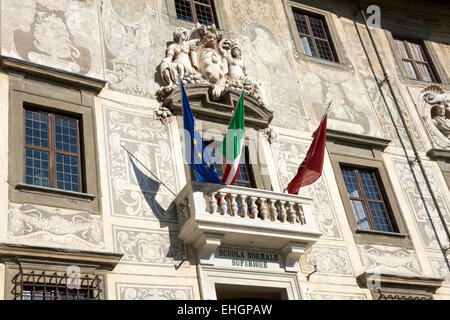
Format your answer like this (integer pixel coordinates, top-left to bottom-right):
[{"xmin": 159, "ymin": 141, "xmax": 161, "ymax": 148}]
[{"xmin": 175, "ymin": 182, "xmax": 322, "ymax": 272}]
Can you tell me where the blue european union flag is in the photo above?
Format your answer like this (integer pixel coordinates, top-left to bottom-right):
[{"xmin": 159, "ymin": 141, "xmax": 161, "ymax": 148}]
[{"xmin": 180, "ymin": 80, "xmax": 224, "ymax": 185}]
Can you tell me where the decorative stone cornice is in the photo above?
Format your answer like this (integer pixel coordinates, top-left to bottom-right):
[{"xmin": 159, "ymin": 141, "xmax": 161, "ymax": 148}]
[
  {"xmin": 0, "ymin": 56, "xmax": 106, "ymax": 94},
  {"xmin": 0, "ymin": 243, "xmax": 123, "ymax": 271},
  {"xmin": 326, "ymin": 129, "xmax": 391, "ymax": 150},
  {"xmin": 357, "ymin": 272, "xmax": 444, "ymax": 293},
  {"xmin": 428, "ymin": 148, "xmax": 450, "ymax": 160},
  {"xmin": 164, "ymin": 85, "xmax": 273, "ymax": 129}
]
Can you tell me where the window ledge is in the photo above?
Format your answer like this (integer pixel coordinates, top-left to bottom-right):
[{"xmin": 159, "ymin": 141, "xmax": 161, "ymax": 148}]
[
  {"xmin": 355, "ymin": 228, "xmax": 408, "ymax": 238},
  {"xmin": 300, "ymin": 53, "xmax": 351, "ymax": 71},
  {"xmin": 15, "ymin": 183, "xmax": 96, "ymax": 201}
]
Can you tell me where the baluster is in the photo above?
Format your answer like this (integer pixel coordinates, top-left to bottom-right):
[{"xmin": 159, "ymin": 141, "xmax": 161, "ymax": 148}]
[
  {"xmin": 287, "ymin": 201, "xmax": 296, "ymax": 224},
  {"xmin": 258, "ymin": 198, "xmax": 269, "ymax": 220},
  {"xmin": 279, "ymin": 201, "xmax": 287, "ymax": 223},
  {"xmin": 209, "ymin": 192, "xmax": 218, "ymax": 214},
  {"xmin": 269, "ymin": 199, "xmax": 278, "ymax": 221},
  {"xmin": 249, "ymin": 197, "xmax": 258, "ymax": 219},
  {"xmin": 230, "ymin": 194, "xmax": 238, "ymax": 216},
  {"xmin": 239, "ymin": 195, "xmax": 248, "ymax": 218},
  {"xmin": 219, "ymin": 192, "xmax": 228, "ymax": 215},
  {"xmin": 204, "ymin": 193, "xmax": 211, "ymax": 213},
  {"xmin": 296, "ymin": 203, "xmax": 306, "ymax": 224}
]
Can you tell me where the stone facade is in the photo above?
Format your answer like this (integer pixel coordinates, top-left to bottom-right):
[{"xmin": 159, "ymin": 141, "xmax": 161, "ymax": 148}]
[{"xmin": 0, "ymin": 0, "xmax": 449, "ymax": 300}]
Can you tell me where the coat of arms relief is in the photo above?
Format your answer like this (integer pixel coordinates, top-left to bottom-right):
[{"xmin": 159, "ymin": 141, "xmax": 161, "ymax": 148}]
[
  {"xmin": 156, "ymin": 24, "xmax": 266, "ymax": 108},
  {"xmin": 420, "ymin": 85, "xmax": 450, "ymax": 148}
]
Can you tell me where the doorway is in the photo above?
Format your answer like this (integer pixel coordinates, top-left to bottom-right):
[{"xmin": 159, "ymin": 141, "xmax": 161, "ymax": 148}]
[{"xmin": 215, "ymin": 284, "xmax": 287, "ymax": 300}]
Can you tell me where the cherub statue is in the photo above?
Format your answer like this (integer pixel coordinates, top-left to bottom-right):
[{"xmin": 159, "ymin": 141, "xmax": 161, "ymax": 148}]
[
  {"xmin": 192, "ymin": 24, "xmax": 228, "ymax": 99},
  {"xmin": 426, "ymin": 92, "xmax": 450, "ymax": 138},
  {"xmin": 160, "ymin": 27, "xmax": 199, "ymax": 88}
]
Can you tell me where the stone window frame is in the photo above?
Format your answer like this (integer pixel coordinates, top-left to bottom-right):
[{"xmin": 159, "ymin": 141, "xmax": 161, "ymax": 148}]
[
  {"xmin": 283, "ymin": 0, "xmax": 351, "ymax": 71},
  {"xmin": 0, "ymin": 243, "xmax": 122, "ymax": 300},
  {"xmin": 2, "ymin": 56, "xmax": 105, "ymax": 214},
  {"xmin": 166, "ymin": 0, "xmax": 228, "ymax": 32},
  {"xmin": 385, "ymin": 31, "xmax": 449, "ymax": 86},
  {"xmin": 327, "ymin": 129, "xmax": 413, "ymax": 248}
]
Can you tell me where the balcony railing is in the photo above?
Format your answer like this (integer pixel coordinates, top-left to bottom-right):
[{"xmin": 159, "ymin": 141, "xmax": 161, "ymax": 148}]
[{"xmin": 174, "ymin": 182, "xmax": 322, "ymax": 271}]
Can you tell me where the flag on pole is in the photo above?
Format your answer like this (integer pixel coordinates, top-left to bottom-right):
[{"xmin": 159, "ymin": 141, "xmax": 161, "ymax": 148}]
[
  {"xmin": 286, "ymin": 114, "xmax": 327, "ymax": 194},
  {"xmin": 221, "ymin": 92, "xmax": 245, "ymax": 185},
  {"xmin": 180, "ymin": 80, "xmax": 224, "ymax": 185}
]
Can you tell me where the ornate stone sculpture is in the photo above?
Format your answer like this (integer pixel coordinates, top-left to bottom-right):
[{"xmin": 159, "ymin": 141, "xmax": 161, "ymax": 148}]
[
  {"xmin": 420, "ymin": 85, "xmax": 450, "ymax": 148},
  {"xmin": 157, "ymin": 23, "xmax": 266, "ymax": 107}
]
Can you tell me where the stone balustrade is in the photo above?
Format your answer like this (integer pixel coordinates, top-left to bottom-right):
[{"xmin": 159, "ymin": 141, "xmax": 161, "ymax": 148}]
[{"xmin": 174, "ymin": 182, "xmax": 322, "ymax": 271}]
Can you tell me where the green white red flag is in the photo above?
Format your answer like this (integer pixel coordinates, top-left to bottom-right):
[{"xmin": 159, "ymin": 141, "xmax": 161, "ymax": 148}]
[{"xmin": 221, "ymin": 92, "xmax": 245, "ymax": 185}]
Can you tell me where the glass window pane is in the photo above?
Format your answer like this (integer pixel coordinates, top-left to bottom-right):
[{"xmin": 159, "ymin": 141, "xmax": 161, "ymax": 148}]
[
  {"xmin": 359, "ymin": 171, "xmax": 381, "ymax": 200},
  {"xmin": 293, "ymin": 12, "xmax": 309, "ymax": 35},
  {"xmin": 341, "ymin": 168, "xmax": 362, "ymax": 198},
  {"xmin": 309, "ymin": 16, "xmax": 327, "ymax": 39},
  {"xmin": 402, "ymin": 60, "xmax": 418, "ymax": 79},
  {"xmin": 369, "ymin": 202, "xmax": 391, "ymax": 232},
  {"xmin": 25, "ymin": 148, "xmax": 49, "ymax": 187},
  {"xmin": 350, "ymin": 200, "xmax": 371, "ymax": 230},
  {"xmin": 395, "ymin": 39, "xmax": 409, "ymax": 59},
  {"xmin": 417, "ymin": 63, "xmax": 432, "ymax": 82},
  {"xmin": 195, "ymin": 2, "xmax": 214, "ymax": 26},
  {"xmin": 407, "ymin": 42, "xmax": 425, "ymax": 62},
  {"xmin": 55, "ymin": 116, "xmax": 78, "ymax": 153},
  {"xmin": 301, "ymin": 36, "xmax": 315, "ymax": 57},
  {"xmin": 175, "ymin": 0, "xmax": 194, "ymax": 22},
  {"xmin": 55, "ymin": 153, "xmax": 80, "ymax": 192},
  {"xmin": 24, "ymin": 110, "xmax": 49, "ymax": 148},
  {"xmin": 316, "ymin": 39, "xmax": 334, "ymax": 61}
]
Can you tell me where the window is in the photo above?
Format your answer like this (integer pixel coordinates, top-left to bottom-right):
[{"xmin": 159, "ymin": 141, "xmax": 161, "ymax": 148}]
[
  {"xmin": 340, "ymin": 166, "xmax": 395, "ymax": 233},
  {"xmin": 327, "ymin": 129, "xmax": 412, "ymax": 248},
  {"xmin": 292, "ymin": 9, "xmax": 337, "ymax": 62},
  {"xmin": 393, "ymin": 36, "xmax": 438, "ymax": 82},
  {"xmin": 24, "ymin": 108, "xmax": 82, "ymax": 192},
  {"xmin": 174, "ymin": 0, "xmax": 217, "ymax": 26},
  {"xmin": 202, "ymin": 140, "xmax": 255, "ymax": 188},
  {"xmin": 12, "ymin": 270, "xmax": 102, "ymax": 300}
]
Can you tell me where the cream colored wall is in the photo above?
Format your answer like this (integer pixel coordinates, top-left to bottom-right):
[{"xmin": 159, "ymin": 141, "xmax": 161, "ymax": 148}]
[
  {"xmin": 0, "ymin": 73, "xmax": 9, "ymax": 300},
  {"xmin": 0, "ymin": 0, "xmax": 448, "ymax": 300}
]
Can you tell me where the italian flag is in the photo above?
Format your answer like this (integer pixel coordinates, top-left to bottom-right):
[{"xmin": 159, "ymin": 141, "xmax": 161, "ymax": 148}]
[{"xmin": 221, "ymin": 92, "xmax": 245, "ymax": 185}]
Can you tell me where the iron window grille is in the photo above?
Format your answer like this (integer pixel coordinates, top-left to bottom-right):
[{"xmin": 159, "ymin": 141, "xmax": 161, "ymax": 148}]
[
  {"xmin": 292, "ymin": 9, "xmax": 337, "ymax": 62},
  {"xmin": 393, "ymin": 36, "xmax": 438, "ymax": 82},
  {"xmin": 174, "ymin": 0, "xmax": 218, "ymax": 26},
  {"xmin": 12, "ymin": 269, "xmax": 102, "ymax": 300},
  {"xmin": 24, "ymin": 106, "xmax": 83, "ymax": 193}
]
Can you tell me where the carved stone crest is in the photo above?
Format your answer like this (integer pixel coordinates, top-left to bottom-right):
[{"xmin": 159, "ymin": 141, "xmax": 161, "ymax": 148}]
[
  {"xmin": 420, "ymin": 85, "xmax": 450, "ymax": 148},
  {"xmin": 157, "ymin": 23, "xmax": 266, "ymax": 108}
]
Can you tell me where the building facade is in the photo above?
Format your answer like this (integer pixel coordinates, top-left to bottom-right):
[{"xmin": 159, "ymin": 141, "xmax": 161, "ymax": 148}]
[{"xmin": 0, "ymin": 0, "xmax": 449, "ymax": 300}]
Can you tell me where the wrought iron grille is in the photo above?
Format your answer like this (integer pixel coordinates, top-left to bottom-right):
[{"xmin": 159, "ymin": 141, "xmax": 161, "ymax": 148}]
[
  {"xmin": 377, "ymin": 290, "xmax": 432, "ymax": 300},
  {"xmin": 12, "ymin": 270, "xmax": 102, "ymax": 300}
]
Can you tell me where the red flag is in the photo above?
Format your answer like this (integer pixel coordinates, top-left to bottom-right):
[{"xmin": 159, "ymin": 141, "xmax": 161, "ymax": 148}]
[{"xmin": 286, "ymin": 115, "xmax": 327, "ymax": 194}]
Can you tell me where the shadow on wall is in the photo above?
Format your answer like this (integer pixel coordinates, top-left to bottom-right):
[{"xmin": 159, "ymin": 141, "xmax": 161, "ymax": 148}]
[{"xmin": 127, "ymin": 153, "xmax": 186, "ymax": 266}]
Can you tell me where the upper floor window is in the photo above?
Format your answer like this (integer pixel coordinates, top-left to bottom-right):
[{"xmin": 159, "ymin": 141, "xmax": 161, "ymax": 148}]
[
  {"xmin": 393, "ymin": 36, "xmax": 438, "ymax": 82},
  {"xmin": 341, "ymin": 166, "xmax": 395, "ymax": 233},
  {"xmin": 175, "ymin": 0, "xmax": 218, "ymax": 26},
  {"xmin": 292, "ymin": 9, "xmax": 337, "ymax": 62},
  {"xmin": 24, "ymin": 108, "xmax": 82, "ymax": 193}
]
